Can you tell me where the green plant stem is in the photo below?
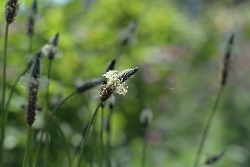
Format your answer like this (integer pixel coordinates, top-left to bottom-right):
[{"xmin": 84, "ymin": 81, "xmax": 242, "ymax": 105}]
[
  {"xmin": 22, "ymin": 126, "xmax": 32, "ymax": 167},
  {"xmin": 28, "ymin": 35, "xmax": 33, "ymax": 54},
  {"xmin": 45, "ymin": 59, "xmax": 53, "ymax": 167},
  {"xmin": 193, "ymin": 86, "xmax": 224, "ymax": 167},
  {"xmin": 115, "ymin": 44, "xmax": 123, "ymax": 60},
  {"xmin": 0, "ymin": 23, "xmax": 9, "ymax": 167},
  {"xmin": 4, "ymin": 67, "xmax": 30, "ymax": 127},
  {"xmin": 77, "ymin": 101, "xmax": 102, "ymax": 167},
  {"xmin": 141, "ymin": 130, "xmax": 148, "ymax": 167},
  {"xmin": 100, "ymin": 107, "xmax": 104, "ymax": 167},
  {"xmin": 51, "ymin": 115, "xmax": 72, "ymax": 167},
  {"xmin": 106, "ymin": 107, "xmax": 113, "ymax": 167},
  {"xmin": 33, "ymin": 91, "xmax": 77, "ymax": 167}
]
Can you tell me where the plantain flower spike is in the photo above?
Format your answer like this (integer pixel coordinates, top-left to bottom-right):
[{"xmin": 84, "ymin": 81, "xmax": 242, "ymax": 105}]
[
  {"xmin": 220, "ymin": 34, "xmax": 234, "ymax": 86},
  {"xmin": 99, "ymin": 67, "xmax": 139, "ymax": 102},
  {"xmin": 41, "ymin": 33, "xmax": 60, "ymax": 59},
  {"xmin": 5, "ymin": 0, "xmax": 19, "ymax": 24},
  {"xmin": 20, "ymin": 58, "xmax": 50, "ymax": 126},
  {"xmin": 27, "ymin": 0, "xmax": 38, "ymax": 36}
]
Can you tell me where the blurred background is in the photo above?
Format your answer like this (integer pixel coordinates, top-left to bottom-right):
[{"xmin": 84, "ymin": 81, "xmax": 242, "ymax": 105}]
[{"xmin": 1, "ymin": 0, "xmax": 250, "ymax": 166}]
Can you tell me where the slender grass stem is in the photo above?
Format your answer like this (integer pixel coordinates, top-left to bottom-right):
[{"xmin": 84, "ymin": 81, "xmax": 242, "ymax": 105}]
[
  {"xmin": 28, "ymin": 35, "xmax": 33, "ymax": 54},
  {"xmin": 115, "ymin": 44, "xmax": 123, "ymax": 60},
  {"xmin": 0, "ymin": 23, "xmax": 9, "ymax": 167},
  {"xmin": 193, "ymin": 86, "xmax": 224, "ymax": 167},
  {"xmin": 45, "ymin": 59, "xmax": 53, "ymax": 167},
  {"xmin": 33, "ymin": 91, "xmax": 77, "ymax": 167},
  {"xmin": 77, "ymin": 101, "xmax": 102, "ymax": 167},
  {"xmin": 106, "ymin": 107, "xmax": 113, "ymax": 167},
  {"xmin": 51, "ymin": 115, "xmax": 72, "ymax": 167},
  {"xmin": 100, "ymin": 107, "xmax": 104, "ymax": 167},
  {"xmin": 141, "ymin": 130, "xmax": 148, "ymax": 167},
  {"xmin": 4, "ymin": 67, "xmax": 30, "ymax": 133},
  {"xmin": 22, "ymin": 126, "xmax": 32, "ymax": 167}
]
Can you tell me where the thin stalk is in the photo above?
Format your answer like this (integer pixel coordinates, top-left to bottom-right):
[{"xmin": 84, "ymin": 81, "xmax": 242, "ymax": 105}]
[
  {"xmin": 141, "ymin": 130, "xmax": 148, "ymax": 167},
  {"xmin": 44, "ymin": 59, "xmax": 53, "ymax": 167},
  {"xmin": 28, "ymin": 35, "xmax": 33, "ymax": 54},
  {"xmin": 100, "ymin": 107, "xmax": 104, "ymax": 167},
  {"xmin": 4, "ymin": 67, "xmax": 30, "ymax": 133},
  {"xmin": 77, "ymin": 101, "xmax": 102, "ymax": 167},
  {"xmin": 115, "ymin": 44, "xmax": 123, "ymax": 60},
  {"xmin": 22, "ymin": 126, "xmax": 32, "ymax": 167},
  {"xmin": 52, "ymin": 115, "xmax": 72, "ymax": 167},
  {"xmin": 106, "ymin": 107, "xmax": 113, "ymax": 167},
  {"xmin": 193, "ymin": 86, "xmax": 224, "ymax": 167},
  {"xmin": 0, "ymin": 23, "xmax": 9, "ymax": 167},
  {"xmin": 33, "ymin": 91, "xmax": 77, "ymax": 167}
]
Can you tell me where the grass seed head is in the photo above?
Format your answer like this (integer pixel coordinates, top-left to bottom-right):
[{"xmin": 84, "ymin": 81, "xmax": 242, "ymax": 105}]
[
  {"xmin": 5, "ymin": 0, "xmax": 19, "ymax": 24},
  {"xmin": 205, "ymin": 152, "xmax": 224, "ymax": 165},
  {"xmin": 220, "ymin": 34, "xmax": 234, "ymax": 86},
  {"xmin": 77, "ymin": 78, "xmax": 104, "ymax": 93},
  {"xmin": 27, "ymin": 0, "xmax": 38, "ymax": 36}
]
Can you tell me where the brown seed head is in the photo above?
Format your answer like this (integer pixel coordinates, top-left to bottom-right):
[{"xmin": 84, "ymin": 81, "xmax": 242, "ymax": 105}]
[
  {"xmin": 220, "ymin": 34, "xmax": 234, "ymax": 86},
  {"xmin": 5, "ymin": 0, "xmax": 19, "ymax": 24},
  {"xmin": 27, "ymin": 0, "xmax": 38, "ymax": 36},
  {"xmin": 205, "ymin": 152, "xmax": 224, "ymax": 165},
  {"xmin": 118, "ymin": 67, "xmax": 139, "ymax": 83},
  {"xmin": 77, "ymin": 78, "xmax": 104, "ymax": 93}
]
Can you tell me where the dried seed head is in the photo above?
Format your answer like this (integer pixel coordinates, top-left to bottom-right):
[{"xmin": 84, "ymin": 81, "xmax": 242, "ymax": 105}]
[
  {"xmin": 139, "ymin": 106, "xmax": 153, "ymax": 128},
  {"xmin": 20, "ymin": 58, "xmax": 49, "ymax": 126},
  {"xmin": 118, "ymin": 67, "xmax": 139, "ymax": 83},
  {"xmin": 77, "ymin": 78, "xmax": 104, "ymax": 93},
  {"xmin": 205, "ymin": 152, "xmax": 224, "ymax": 165},
  {"xmin": 26, "ymin": 83, "xmax": 38, "ymax": 126},
  {"xmin": 5, "ymin": 0, "xmax": 19, "ymax": 24},
  {"xmin": 27, "ymin": 0, "xmax": 38, "ymax": 36},
  {"xmin": 220, "ymin": 34, "xmax": 234, "ymax": 86},
  {"xmin": 99, "ymin": 67, "xmax": 139, "ymax": 102},
  {"xmin": 21, "ymin": 104, "xmax": 42, "ymax": 111}
]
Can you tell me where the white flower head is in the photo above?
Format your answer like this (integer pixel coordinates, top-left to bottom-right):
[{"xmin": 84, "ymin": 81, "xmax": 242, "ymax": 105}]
[
  {"xmin": 100, "ymin": 67, "xmax": 139, "ymax": 102},
  {"xmin": 41, "ymin": 44, "xmax": 62, "ymax": 59},
  {"xmin": 102, "ymin": 70, "xmax": 127, "ymax": 95}
]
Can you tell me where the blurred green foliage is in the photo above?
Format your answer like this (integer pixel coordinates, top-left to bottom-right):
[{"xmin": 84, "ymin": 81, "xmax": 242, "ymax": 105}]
[{"xmin": 1, "ymin": 0, "xmax": 250, "ymax": 166}]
